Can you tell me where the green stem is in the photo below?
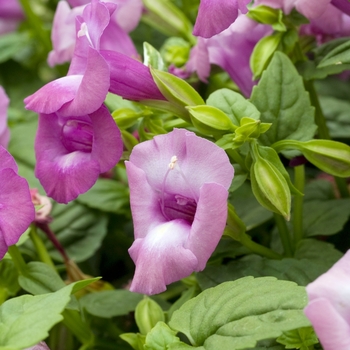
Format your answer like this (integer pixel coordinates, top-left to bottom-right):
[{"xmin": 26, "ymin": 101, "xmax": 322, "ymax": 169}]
[
  {"xmin": 304, "ymin": 80, "xmax": 349, "ymax": 198},
  {"xmin": 18, "ymin": 0, "xmax": 51, "ymax": 52},
  {"xmin": 30, "ymin": 225, "xmax": 55, "ymax": 269},
  {"xmin": 293, "ymin": 165, "xmax": 305, "ymax": 247},
  {"xmin": 240, "ymin": 233, "xmax": 282, "ymax": 260},
  {"xmin": 7, "ymin": 245, "xmax": 27, "ymax": 275},
  {"xmin": 225, "ymin": 149, "xmax": 246, "ymax": 170},
  {"xmin": 304, "ymin": 80, "xmax": 330, "ymax": 140},
  {"xmin": 274, "ymin": 213, "xmax": 293, "ymax": 257}
]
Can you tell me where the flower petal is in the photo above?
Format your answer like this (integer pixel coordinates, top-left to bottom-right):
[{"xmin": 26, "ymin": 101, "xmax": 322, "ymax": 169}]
[
  {"xmin": 304, "ymin": 298, "xmax": 350, "ymax": 350},
  {"xmin": 0, "ymin": 168, "xmax": 35, "ymax": 258},
  {"xmin": 128, "ymin": 220, "xmax": 198, "ymax": 295},
  {"xmin": 186, "ymin": 183, "xmax": 229, "ymax": 270}
]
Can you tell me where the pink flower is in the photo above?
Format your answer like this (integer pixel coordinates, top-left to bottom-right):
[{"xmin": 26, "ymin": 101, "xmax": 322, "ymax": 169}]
[
  {"xmin": 25, "ymin": 342, "xmax": 51, "ymax": 350},
  {"xmin": 304, "ymin": 250, "xmax": 350, "ymax": 349},
  {"xmin": 0, "ymin": 146, "xmax": 35, "ymax": 259},
  {"xmin": 126, "ymin": 129, "xmax": 234, "ymax": 294},
  {"xmin": 0, "ymin": 0, "xmax": 24, "ymax": 35},
  {"xmin": 0, "ymin": 86, "xmax": 10, "ymax": 148},
  {"xmin": 193, "ymin": 0, "xmax": 250, "ymax": 38}
]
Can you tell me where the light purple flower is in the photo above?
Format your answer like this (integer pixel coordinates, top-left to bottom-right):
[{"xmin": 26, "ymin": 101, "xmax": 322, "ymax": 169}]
[
  {"xmin": 126, "ymin": 129, "xmax": 234, "ymax": 295},
  {"xmin": 304, "ymin": 250, "xmax": 350, "ymax": 349},
  {"xmin": 0, "ymin": 146, "xmax": 35, "ymax": 259},
  {"xmin": 34, "ymin": 104, "xmax": 122, "ymax": 204},
  {"xmin": 0, "ymin": 86, "xmax": 10, "ymax": 148},
  {"xmin": 25, "ymin": 341, "xmax": 51, "ymax": 350},
  {"xmin": 193, "ymin": 0, "xmax": 250, "ymax": 38},
  {"xmin": 207, "ymin": 15, "xmax": 272, "ymax": 97},
  {"xmin": 0, "ymin": 0, "xmax": 24, "ymax": 35},
  {"xmin": 48, "ymin": 0, "xmax": 141, "ymax": 67}
]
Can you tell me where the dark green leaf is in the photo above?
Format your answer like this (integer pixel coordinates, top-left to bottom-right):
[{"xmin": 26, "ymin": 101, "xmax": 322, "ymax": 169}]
[
  {"xmin": 251, "ymin": 52, "xmax": 317, "ymax": 148},
  {"xmin": 207, "ymin": 88, "xmax": 260, "ymax": 125},
  {"xmin": 80, "ymin": 290, "xmax": 143, "ymax": 318}
]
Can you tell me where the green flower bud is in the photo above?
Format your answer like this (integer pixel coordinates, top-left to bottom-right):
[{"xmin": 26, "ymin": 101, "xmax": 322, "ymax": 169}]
[
  {"xmin": 135, "ymin": 297, "xmax": 165, "ymax": 335},
  {"xmin": 248, "ymin": 5, "xmax": 286, "ymax": 31},
  {"xmin": 151, "ymin": 68, "xmax": 204, "ymax": 107},
  {"xmin": 120, "ymin": 333, "xmax": 146, "ymax": 350},
  {"xmin": 161, "ymin": 37, "xmax": 191, "ymax": 67},
  {"xmin": 187, "ymin": 105, "xmax": 236, "ymax": 135},
  {"xmin": 143, "ymin": 42, "xmax": 166, "ymax": 71},
  {"xmin": 112, "ymin": 108, "xmax": 144, "ymax": 129}
]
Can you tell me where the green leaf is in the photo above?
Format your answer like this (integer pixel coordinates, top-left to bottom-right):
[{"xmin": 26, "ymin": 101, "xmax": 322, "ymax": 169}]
[
  {"xmin": 45, "ymin": 201, "xmax": 108, "ymax": 262},
  {"xmin": 320, "ymin": 96, "xmax": 350, "ymax": 138},
  {"xmin": 120, "ymin": 333, "xmax": 145, "ymax": 350},
  {"xmin": 167, "ymin": 287, "xmax": 197, "ymax": 320},
  {"xmin": 144, "ymin": 322, "xmax": 180, "ymax": 350},
  {"xmin": 207, "ymin": 88, "xmax": 260, "ymax": 125},
  {"xmin": 0, "ymin": 283, "xmax": 76, "ymax": 349},
  {"xmin": 250, "ymin": 33, "xmax": 284, "ymax": 80},
  {"xmin": 0, "ymin": 32, "xmax": 30, "ymax": 63},
  {"xmin": 0, "ymin": 260, "xmax": 20, "ymax": 302},
  {"xmin": 151, "ymin": 68, "xmax": 204, "ymax": 107},
  {"xmin": 169, "ymin": 277, "xmax": 310, "ymax": 349},
  {"xmin": 230, "ymin": 182, "xmax": 273, "ymax": 231},
  {"xmin": 317, "ymin": 38, "xmax": 350, "ymax": 68},
  {"xmin": 160, "ymin": 37, "xmax": 191, "ymax": 67},
  {"xmin": 277, "ymin": 327, "xmax": 318, "ymax": 349},
  {"xmin": 77, "ymin": 178, "xmax": 129, "ymax": 214},
  {"xmin": 143, "ymin": 42, "xmax": 166, "ymax": 70},
  {"xmin": 135, "ymin": 298, "xmax": 165, "ymax": 335},
  {"xmin": 251, "ymin": 52, "xmax": 317, "ymax": 149},
  {"xmin": 18, "ymin": 262, "xmax": 65, "ymax": 295},
  {"xmin": 196, "ymin": 254, "xmax": 336, "ymax": 290},
  {"xmin": 303, "ymin": 199, "xmax": 350, "ymax": 236},
  {"xmin": 80, "ymin": 290, "xmax": 143, "ymax": 318}
]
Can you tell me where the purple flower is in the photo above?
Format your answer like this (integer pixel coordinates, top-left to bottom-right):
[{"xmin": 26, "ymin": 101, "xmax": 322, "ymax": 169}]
[
  {"xmin": 0, "ymin": 146, "xmax": 35, "ymax": 259},
  {"xmin": 48, "ymin": 0, "xmax": 141, "ymax": 67},
  {"xmin": 193, "ymin": 0, "xmax": 250, "ymax": 38},
  {"xmin": 0, "ymin": 86, "xmax": 10, "ymax": 148},
  {"xmin": 208, "ymin": 15, "xmax": 272, "ymax": 97},
  {"xmin": 0, "ymin": 0, "xmax": 24, "ymax": 35},
  {"xmin": 304, "ymin": 250, "xmax": 350, "ymax": 349},
  {"xmin": 126, "ymin": 129, "xmax": 234, "ymax": 295},
  {"xmin": 25, "ymin": 342, "xmax": 51, "ymax": 350},
  {"xmin": 34, "ymin": 105, "xmax": 122, "ymax": 204}
]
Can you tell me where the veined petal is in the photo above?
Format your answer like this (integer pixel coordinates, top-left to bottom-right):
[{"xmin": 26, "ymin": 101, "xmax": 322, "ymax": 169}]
[
  {"xmin": 304, "ymin": 298, "xmax": 350, "ymax": 350},
  {"xmin": 59, "ymin": 47, "xmax": 110, "ymax": 116},
  {"xmin": 186, "ymin": 183, "xmax": 229, "ymax": 270},
  {"xmin": 101, "ymin": 50, "xmax": 165, "ymax": 101},
  {"xmin": 125, "ymin": 161, "xmax": 166, "ymax": 239},
  {"xmin": 0, "ymin": 168, "xmax": 35, "ymax": 258},
  {"xmin": 34, "ymin": 113, "xmax": 100, "ymax": 203},
  {"xmin": 24, "ymin": 75, "xmax": 83, "ymax": 114},
  {"xmin": 0, "ymin": 145, "xmax": 18, "ymax": 172},
  {"xmin": 129, "ymin": 129, "xmax": 233, "ymax": 199},
  {"xmin": 90, "ymin": 105, "xmax": 123, "ymax": 173},
  {"xmin": 296, "ymin": 0, "xmax": 331, "ymax": 19},
  {"xmin": 331, "ymin": 0, "xmax": 350, "ymax": 16},
  {"xmin": 193, "ymin": 0, "xmax": 250, "ymax": 38},
  {"xmin": 128, "ymin": 220, "xmax": 198, "ymax": 295}
]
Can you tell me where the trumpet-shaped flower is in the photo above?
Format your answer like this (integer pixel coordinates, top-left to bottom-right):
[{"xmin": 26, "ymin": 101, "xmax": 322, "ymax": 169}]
[
  {"xmin": 304, "ymin": 250, "xmax": 350, "ymax": 349},
  {"xmin": 193, "ymin": 0, "xmax": 250, "ymax": 38},
  {"xmin": 0, "ymin": 86, "xmax": 10, "ymax": 148},
  {"xmin": 34, "ymin": 105, "xmax": 122, "ymax": 203},
  {"xmin": 126, "ymin": 129, "xmax": 234, "ymax": 295},
  {"xmin": 0, "ymin": 146, "xmax": 35, "ymax": 259}
]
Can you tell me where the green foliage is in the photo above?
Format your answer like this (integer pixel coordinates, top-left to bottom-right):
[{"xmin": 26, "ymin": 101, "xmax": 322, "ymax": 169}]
[
  {"xmin": 0, "ymin": 283, "xmax": 84, "ymax": 350},
  {"xmin": 160, "ymin": 37, "xmax": 190, "ymax": 67},
  {"xmin": 0, "ymin": 260, "xmax": 20, "ymax": 303},
  {"xmin": 143, "ymin": 42, "xmax": 166, "ymax": 71},
  {"xmin": 251, "ymin": 52, "xmax": 317, "ymax": 150},
  {"xmin": 0, "ymin": 32, "xmax": 32, "ymax": 64},
  {"xmin": 207, "ymin": 88, "xmax": 260, "ymax": 125},
  {"xmin": 151, "ymin": 68, "xmax": 204, "ymax": 107},
  {"xmin": 277, "ymin": 327, "xmax": 319, "ymax": 349},
  {"xmin": 169, "ymin": 277, "xmax": 310, "ymax": 349},
  {"xmin": 80, "ymin": 290, "xmax": 143, "ymax": 318},
  {"xmin": 46, "ymin": 201, "xmax": 108, "ymax": 262},
  {"xmin": 77, "ymin": 178, "xmax": 130, "ymax": 214},
  {"xmin": 144, "ymin": 322, "xmax": 180, "ymax": 350},
  {"xmin": 135, "ymin": 298, "xmax": 165, "ymax": 335},
  {"xmin": 247, "ymin": 5, "xmax": 286, "ymax": 31}
]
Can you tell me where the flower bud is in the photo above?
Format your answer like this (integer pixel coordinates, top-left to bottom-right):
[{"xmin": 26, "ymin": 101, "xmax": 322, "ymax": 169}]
[{"xmin": 135, "ymin": 297, "xmax": 165, "ymax": 335}]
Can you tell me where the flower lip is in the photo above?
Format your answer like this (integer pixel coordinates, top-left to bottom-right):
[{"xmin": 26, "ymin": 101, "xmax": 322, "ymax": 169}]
[{"xmin": 61, "ymin": 118, "xmax": 93, "ymax": 153}]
